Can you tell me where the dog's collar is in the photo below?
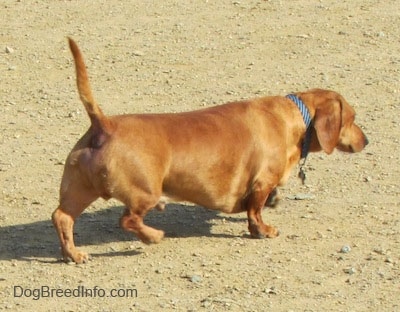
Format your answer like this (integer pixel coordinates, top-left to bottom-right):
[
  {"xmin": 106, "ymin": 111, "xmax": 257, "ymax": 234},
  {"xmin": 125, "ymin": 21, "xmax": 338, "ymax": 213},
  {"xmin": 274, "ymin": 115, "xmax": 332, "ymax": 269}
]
[
  {"xmin": 286, "ymin": 94, "xmax": 312, "ymax": 129},
  {"xmin": 286, "ymin": 94, "xmax": 312, "ymax": 158},
  {"xmin": 286, "ymin": 94, "xmax": 313, "ymax": 184}
]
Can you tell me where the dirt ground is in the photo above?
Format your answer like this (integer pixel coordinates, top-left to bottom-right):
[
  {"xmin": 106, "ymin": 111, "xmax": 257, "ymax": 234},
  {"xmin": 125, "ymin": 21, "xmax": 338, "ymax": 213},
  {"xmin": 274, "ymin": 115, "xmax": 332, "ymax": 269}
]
[{"xmin": 1, "ymin": 0, "xmax": 399, "ymax": 311}]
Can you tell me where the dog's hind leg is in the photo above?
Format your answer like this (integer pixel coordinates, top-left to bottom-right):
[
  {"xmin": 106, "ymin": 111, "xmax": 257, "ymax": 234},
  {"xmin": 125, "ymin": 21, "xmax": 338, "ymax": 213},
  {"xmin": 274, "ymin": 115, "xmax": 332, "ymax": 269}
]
[
  {"xmin": 52, "ymin": 184, "xmax": 98, "ymax": 264},
  {"xmin": 265, "ymin": 187, "xmax": 280, "ymax": 208}
]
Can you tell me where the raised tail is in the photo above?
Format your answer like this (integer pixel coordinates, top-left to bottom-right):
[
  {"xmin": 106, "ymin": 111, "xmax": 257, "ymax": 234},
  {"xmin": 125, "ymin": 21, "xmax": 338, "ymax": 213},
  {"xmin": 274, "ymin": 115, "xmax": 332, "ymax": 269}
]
[{"xmin": 68, "ymin": 37, "xmax": 110, "ymax": 132}]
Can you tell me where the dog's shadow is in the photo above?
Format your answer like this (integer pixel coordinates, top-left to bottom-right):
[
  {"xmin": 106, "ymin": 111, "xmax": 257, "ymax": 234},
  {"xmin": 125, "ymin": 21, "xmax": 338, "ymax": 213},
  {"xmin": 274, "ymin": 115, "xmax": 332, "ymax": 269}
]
[{"xmin": 0, "ymin": 204, "xmax": 245, "ymax": 263}]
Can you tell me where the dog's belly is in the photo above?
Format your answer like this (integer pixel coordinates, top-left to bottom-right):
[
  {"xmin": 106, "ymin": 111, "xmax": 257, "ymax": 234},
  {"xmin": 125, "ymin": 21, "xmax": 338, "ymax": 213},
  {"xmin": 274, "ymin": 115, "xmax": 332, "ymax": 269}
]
[
  {"xmin": 161, "ymin": 178, "xmax": 246, "ymax": 214},
  {"xmin": 158, "ymin": 193, "xmax": 244, "ymax": 214}
]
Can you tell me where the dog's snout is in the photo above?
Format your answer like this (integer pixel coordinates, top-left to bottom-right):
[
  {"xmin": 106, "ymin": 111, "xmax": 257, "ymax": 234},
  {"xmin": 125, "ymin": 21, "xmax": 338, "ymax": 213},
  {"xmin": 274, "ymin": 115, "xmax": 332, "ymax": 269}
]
[{"xmin": 364, "ymin": 135, "xmax": 369, "ymax": 146}]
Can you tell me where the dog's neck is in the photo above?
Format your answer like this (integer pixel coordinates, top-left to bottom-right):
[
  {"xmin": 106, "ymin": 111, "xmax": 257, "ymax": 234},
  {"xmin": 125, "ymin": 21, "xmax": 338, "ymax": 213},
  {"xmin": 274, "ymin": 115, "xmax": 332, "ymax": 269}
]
[
  {"xmin": 285, "ymin": 94, "xmax": 312, "ymax": 158},
  {"xmin": 286, "ymin": 94, "xmax": 313, "ymax": 184}
]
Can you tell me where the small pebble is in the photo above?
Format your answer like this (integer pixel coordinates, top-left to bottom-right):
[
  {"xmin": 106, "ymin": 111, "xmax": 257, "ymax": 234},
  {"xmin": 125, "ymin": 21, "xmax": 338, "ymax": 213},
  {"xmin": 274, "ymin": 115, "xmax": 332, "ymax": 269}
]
[
  {"xmin": 340, "ymin": 245, "xmax": 351, "ymax": 253},
  {"xmin": 264, "ymin": 287, "xmax": 277, "ymax": 294},
  {"xmin": 132, "ymin": 50, "xmax": 144, "ymax": 56},
  {"xmin": 287, "ymin": 193, "xmax": 315, "ymax": 200},
  {"xmin": 344, "ymin": 267, "xmax": 356, "ymax": 275},
  {"xmin": 109, "ymin": 246, "xmax": 118, "ymax": 252},
  {"xmin": 5, "ymin": 46, "xmax": 14, "ymax": 53},
  {"xmin": 373, "ymin": 247, "xmax": 386, "ymax": 255},
  {"xmin": 190, "ymin": 275, "xmax": 202, "ymax": 283},
  {"xmin": 201, "ymin": 299, "xmax": 212, "ymax": 308}
]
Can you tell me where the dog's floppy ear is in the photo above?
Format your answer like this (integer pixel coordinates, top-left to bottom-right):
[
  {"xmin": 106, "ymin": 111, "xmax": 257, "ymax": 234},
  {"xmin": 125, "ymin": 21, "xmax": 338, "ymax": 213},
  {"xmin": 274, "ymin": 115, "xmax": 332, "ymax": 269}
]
[{"xmin": 313, "ymin": 100, "xmax": 341, "ymax": 154}]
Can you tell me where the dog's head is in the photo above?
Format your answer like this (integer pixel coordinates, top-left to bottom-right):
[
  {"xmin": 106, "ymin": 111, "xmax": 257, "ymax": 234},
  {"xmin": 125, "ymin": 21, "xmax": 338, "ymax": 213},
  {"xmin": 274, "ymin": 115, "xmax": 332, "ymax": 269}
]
[{"xmin": 299, "ymin": 89, "xmax": 368, "ymax": 154}]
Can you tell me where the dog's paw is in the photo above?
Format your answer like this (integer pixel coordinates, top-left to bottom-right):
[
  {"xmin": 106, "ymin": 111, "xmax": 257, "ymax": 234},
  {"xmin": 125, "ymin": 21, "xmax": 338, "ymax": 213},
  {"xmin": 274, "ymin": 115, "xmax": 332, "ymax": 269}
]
[
  {"xmin": 140, "ymin": 229, "xmax": 165, "ymax": 245},
  {"xmin": 265, "ymin": 226, "xmax": 280, "ymax": 238},
  {"xmin": 155, "ymin": 202, "xmax": 166, "ymax": 211},
  {"xmin": 249, "ymin": 222, "xmax": 279, "ymax": 239},
  {"xmin": 68, "ymin": 250, "xmax": 89, "ymax": 264}
]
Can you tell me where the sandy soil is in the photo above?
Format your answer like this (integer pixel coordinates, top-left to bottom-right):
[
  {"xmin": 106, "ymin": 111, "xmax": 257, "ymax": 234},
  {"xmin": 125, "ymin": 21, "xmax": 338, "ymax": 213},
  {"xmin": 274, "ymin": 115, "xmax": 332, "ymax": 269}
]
[{"xmin": 1, "ymin": 1, "xmax": 399, "ymax": 311}]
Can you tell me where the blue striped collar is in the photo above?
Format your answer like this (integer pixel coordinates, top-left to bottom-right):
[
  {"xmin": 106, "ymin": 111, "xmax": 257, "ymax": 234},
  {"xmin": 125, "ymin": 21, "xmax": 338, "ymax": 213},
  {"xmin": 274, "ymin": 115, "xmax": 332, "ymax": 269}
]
[
  {"xmin": 285, "ymin": 94, "xmax": 313, "ymax": 160},
  {"xmin": 285, "ymin": 94, "xmax": 312, "ymax": 129}
]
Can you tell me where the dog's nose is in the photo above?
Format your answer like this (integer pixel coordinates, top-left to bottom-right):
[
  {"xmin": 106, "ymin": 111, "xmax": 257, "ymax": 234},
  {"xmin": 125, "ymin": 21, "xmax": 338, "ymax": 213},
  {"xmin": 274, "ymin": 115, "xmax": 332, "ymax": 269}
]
[{"xmin": 364, "ymin": 136, "xmax": 369, "ymax": 146}]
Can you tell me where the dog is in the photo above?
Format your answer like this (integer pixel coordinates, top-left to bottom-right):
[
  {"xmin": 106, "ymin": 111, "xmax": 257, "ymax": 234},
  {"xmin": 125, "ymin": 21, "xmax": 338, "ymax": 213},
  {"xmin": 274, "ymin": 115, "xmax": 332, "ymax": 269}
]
[{"xmin": 52, "ymin": 38, "xmax": 368, "ymax": 263}]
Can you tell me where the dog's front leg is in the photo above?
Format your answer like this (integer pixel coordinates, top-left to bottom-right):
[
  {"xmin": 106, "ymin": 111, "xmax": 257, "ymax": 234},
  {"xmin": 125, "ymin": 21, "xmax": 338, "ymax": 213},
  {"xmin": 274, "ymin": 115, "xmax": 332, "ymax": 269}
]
[
  {"xmin": 120, "ymin": 207, "xmax": 164, "ymax": 244},
  {"xmin": 246, "ymin": 184, "xmax": 279, "ymax": 238}
]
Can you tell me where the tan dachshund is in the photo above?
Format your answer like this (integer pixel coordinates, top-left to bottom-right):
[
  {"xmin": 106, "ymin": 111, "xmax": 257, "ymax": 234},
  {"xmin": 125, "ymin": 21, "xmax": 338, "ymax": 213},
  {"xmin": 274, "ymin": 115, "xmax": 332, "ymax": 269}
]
[{"xmin": 52, "ymin": 38, "xmax": 368, "ymax": 263}]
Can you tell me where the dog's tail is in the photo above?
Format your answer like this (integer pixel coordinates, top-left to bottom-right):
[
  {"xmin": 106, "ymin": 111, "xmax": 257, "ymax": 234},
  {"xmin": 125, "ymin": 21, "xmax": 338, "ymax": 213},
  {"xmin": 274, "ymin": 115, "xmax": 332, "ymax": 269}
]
[{"xmin": 68, "ymin": 37, "xmax": 111, "ymax": 132}]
